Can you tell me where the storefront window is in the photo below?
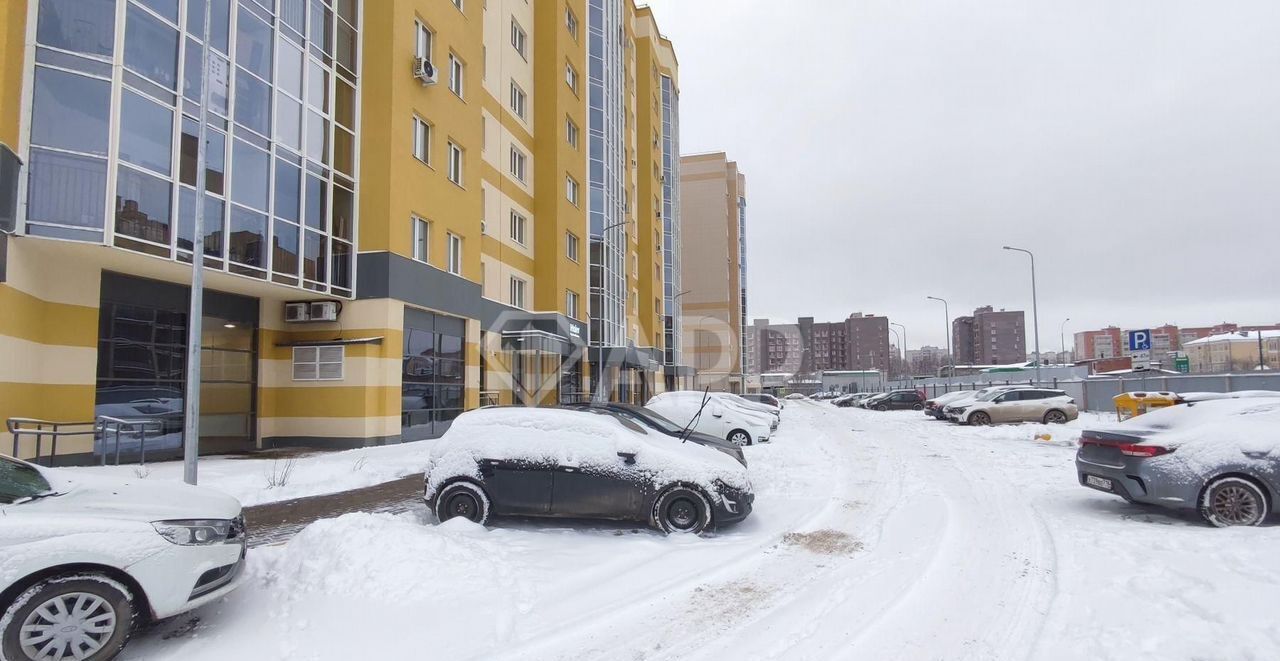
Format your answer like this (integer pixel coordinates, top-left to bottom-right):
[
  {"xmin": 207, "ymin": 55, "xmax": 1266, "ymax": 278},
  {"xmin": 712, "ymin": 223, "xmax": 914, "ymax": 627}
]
[{"xmin": 403, "ymin": 310, "xmax": 466, "ymax": 441}]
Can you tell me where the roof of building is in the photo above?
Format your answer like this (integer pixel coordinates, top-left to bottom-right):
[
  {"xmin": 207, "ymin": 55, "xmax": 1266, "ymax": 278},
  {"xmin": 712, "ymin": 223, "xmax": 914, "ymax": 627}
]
[{"xmin": 1184, "ymin": 330, "xmax": 1280, "ymax": 346}]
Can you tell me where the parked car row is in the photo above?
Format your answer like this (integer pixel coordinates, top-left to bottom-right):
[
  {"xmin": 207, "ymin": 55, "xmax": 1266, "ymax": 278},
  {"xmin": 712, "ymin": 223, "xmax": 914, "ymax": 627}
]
[{"xmin": 933, "ymin": 386, "xmax": 1079, "ymax": 425}]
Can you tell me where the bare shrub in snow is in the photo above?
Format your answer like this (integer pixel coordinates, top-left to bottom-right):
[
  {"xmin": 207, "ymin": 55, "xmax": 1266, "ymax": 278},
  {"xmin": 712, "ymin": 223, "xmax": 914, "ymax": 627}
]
[
  {"xmin": 133, "ymin": 465, "xmax": 151, "ymax": 479},
  {"xmin": 352, "ymin": 455, "xmax": 369, "ymax": 473},
  {"xmin": 265, "ymin": 457, "xmax": 297, "ymax": 489}
]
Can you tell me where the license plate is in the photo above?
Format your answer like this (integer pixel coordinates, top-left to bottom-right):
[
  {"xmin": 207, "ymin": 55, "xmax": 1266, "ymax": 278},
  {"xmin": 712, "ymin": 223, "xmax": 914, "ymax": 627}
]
[{"xmin": 1085, "ymin": 475, "xmax": 1113, "ymax": 491}]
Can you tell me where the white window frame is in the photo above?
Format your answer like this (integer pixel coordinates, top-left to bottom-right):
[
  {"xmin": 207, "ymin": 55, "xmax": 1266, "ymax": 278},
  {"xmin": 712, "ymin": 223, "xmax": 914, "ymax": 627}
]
[
  {"xmin": 509, "ymin": 146, "xmax": 527, "ymax": 182},
  {"xmin": 566, "ymin": 175, "xmax": 579, "ymax": 206},
  {"xmin": 449, "ymin": 54, "xmax": 464, "ymax": 97},
  {"xmin": 510, "ymin": 276, "xmax": 527, "ymax": 309},
  {"xmin": 447, "ymin": 233, "xmax": 463, "ymax": 275},
  {"xmin": 565, "ymin": 6, "xmax": 578, "ymax": 38},
  {"xmin": 565, "ymin": 62, "xmax": 578, "ymax": 94},
  {"xmin": 412, "ymin": 216, "xmax": 430, "ymax": 262},
  {"xmin": 413, "ymin": 116, "xmax": 431, "ymax": 163},
  {"xmin": 292, "ymin": 346, "xmax": 345, "ymax": 381},
  {"xmin": 448, "ymin": 141, "xmax": 464, "ymax": 185},
  {"xmin": 566, "ymin": 231, "xmax": 579, "ymax": 262},
  {"xmin": 511, "ymin": 19, "xmax": 527, "ymax": 59},
  {"xmin": 566, "ymin": 290, "xmax": 579, "ymax": 319},
  {"xmin": 509, "ymin": 81, "xmax": 527, "ymax": 119},
  {"xmin": 415, "ymin": 21, "xmax": 434, "ymax": 62},
  {"xmin": 565, "ymin": 116, "xmax": 579, "ymax": 149},
  {"xmin": 510, "ymin": 210, "xmax": 527, "ymax": 246}
]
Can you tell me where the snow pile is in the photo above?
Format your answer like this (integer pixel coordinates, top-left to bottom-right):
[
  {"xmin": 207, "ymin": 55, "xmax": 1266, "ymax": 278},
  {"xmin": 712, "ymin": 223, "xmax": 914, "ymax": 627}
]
[
  {"xmin": 424, "ymin": 407, "xmax": 749, "ymax": 499},
  {"xmin": 61, "ymin": 440, "xmax": 436, "ymax": 506}
]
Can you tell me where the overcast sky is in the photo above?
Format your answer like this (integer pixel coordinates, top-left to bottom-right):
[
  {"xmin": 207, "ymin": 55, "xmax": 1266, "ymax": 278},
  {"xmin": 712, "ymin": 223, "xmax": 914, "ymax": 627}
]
[{"xmin": 642, "ymin": 0, "xmax": 1280, "ymax": 350}]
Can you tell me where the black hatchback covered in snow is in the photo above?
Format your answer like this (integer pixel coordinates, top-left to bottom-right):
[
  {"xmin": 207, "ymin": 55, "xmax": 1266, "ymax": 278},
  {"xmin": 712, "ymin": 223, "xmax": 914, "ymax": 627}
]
[{"xmin": 423, "ymin": 407, "xmax": 754, "ymax": 534}]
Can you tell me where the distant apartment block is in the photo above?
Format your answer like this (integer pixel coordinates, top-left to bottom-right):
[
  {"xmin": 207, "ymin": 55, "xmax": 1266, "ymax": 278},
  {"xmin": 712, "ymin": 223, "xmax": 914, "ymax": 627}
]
[
  {"xmin": 747, "ymin": 313, "xmax": 891, "ymax": 376},
  {"xmin": 952, "ymin": 306, "xmax": 1026, "ymax": 365}
]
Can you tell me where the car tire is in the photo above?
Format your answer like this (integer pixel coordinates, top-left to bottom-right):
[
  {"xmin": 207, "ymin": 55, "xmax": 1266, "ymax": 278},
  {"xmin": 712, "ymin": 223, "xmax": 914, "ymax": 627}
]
[
  {"xmin": 1043, "ymin": 409, "xmax": 1068, "ymax": 424},
  {"xmin": 1, "ymin": 574, "xmax": 135, "ymax": 661},
  {"xmin": 1199, "ymin": 476, "xmax": 1269, "ymax": 528},
  {"xmin": 911, "ymin": 403, "xmax": 924, "ymax": 411},
  {"xmin": 727, "ymin": 429, "xmax": 752, "ymax": 446},
  {"xmin": 968, "ymin": 411, "xmax": 991, "ymax": 426},
  {"xmin": 652, "ymin": 486, "xmax": 712, "ymax": 534},
  {"xmin": 874, "ymin": 405, "xmax": 888, "ymax": 412},
  {"xmin": 434, "ymin": 480, "xmax": 491, "ymax": 525}
]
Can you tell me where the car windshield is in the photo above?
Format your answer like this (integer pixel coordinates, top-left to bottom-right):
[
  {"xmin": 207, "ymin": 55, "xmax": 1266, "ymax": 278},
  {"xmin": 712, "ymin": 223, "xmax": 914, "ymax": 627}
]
[
  {"xmin": 0, "ymin": 455, "xmax": 55, "ymax": 504},
  {"xmin": 625, "ymin": 406, "xmax": 686, "ymax": 434}
]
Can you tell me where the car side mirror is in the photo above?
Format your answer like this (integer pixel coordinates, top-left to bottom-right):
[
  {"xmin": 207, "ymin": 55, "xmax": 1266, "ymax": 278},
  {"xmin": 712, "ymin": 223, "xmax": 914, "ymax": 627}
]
[{"xmin": 617, "ymin": 452, "xmax": 637, "ymax": 465}]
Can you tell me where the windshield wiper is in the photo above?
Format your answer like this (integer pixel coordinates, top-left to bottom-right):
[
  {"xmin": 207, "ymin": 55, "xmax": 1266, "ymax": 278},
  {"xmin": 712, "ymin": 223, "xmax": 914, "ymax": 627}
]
[
  {"xmin": 11, "ymin": 491, "xmax": 62, "ymax": 505},
  {"xmin": 678, "ymin": 388, "xmax": 712, "ymax": 444}
]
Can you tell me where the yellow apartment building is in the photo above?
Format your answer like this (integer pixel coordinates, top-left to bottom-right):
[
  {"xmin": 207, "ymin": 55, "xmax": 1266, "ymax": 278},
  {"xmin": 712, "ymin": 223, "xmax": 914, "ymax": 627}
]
[{"xmin": 0, "ymin": 0, "xmax": 682, "ymax": 465}]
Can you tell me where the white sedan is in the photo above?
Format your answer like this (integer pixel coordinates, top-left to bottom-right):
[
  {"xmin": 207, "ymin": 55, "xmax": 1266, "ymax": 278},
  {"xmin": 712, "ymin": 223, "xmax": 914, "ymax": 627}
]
[{"xmin": 1, "ymin": 455, "xmax": 246, "ymax": 661}]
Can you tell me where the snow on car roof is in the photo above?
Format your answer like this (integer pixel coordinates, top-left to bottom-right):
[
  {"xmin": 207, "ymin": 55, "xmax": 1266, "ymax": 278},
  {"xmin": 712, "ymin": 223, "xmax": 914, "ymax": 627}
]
[
  {"xmin": 1091, "ymin": 398, "xmax": 1280, "ymax": 469},
  {"xmin": 425, "ymin": 407, "xmax": 749, "ymax": 499}
]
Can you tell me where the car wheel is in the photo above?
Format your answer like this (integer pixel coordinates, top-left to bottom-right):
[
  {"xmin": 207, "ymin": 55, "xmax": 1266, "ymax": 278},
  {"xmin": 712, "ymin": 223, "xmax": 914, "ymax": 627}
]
[
  {"xmin": 652, "ymin": 486, "xmax": 712, "ymax": 534},
  {"xmin": 968, "ymin": 411, "xmax": 991, "ymax": 426},
  {"xmin": 874, "ymin": 405, "xmax": 888, "ymax": 412},
  {"xmin": 727, "ymin": 429, "xmax": 752, "ymax": 446},
  {"xmin": 434, "ymin": 480, "xmax": 491, "ymax": 525},
  {"xmin": 1200, "ymin": 476, "xmax": 1269, "ymax": 527},
  {"xmin": 1043, "ymin": 409, "xmax": 1068, "ymax": 424},
  {"xmin": 911, "ymin": 403, "xmax": 924, "ymax": 411},
  {"xmin": 2, "ymin": 574, "xmax": 135, "ymax": 661}
]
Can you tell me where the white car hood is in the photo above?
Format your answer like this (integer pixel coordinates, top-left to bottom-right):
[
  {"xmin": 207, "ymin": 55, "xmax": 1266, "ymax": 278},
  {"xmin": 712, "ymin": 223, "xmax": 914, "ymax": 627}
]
[{"xmin": 32, "ymin": 470, "xmax": 243, "ymax": 522}]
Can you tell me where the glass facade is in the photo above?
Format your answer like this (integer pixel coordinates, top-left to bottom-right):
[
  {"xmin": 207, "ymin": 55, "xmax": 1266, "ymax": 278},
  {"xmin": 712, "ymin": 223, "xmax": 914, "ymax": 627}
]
[
  {"xmin": 401, "ymin": 309, "xmax": 466, "ymax": 441},
  {"xmin": 586, "ymin": 0, "xmax": 626, "ymax": 348},
  {"xmin": 24, "ymin": 0, "xmax": 359, "ymax": 297},
  {"xmin": 660, "ymin": 75, "xmax": 682, "ymax": 367}
]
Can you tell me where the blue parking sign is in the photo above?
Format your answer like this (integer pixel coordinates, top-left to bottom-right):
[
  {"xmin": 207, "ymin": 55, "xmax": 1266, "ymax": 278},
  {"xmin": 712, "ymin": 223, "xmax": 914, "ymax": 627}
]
[{"xmin": 1128, "ymin": 330, "xmax": 1151, "ymax": 352}]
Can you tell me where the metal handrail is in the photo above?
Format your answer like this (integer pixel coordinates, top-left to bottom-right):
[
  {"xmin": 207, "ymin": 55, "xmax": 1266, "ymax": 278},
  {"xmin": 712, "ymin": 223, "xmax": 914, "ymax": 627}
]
[{"xmin": 7, "ymin": 416, "xmax": 166, "ymax": 467}]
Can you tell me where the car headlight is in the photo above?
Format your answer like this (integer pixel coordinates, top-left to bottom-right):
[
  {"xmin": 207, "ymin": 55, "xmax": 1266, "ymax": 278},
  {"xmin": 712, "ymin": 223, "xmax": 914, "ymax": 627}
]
[
  {"xmin": 153, "ymin": 519, "xmax": 236, "ymax": 546},
  {"xmin": 950, "ymin": 406, "xmax": 967, "ymax": 413}
]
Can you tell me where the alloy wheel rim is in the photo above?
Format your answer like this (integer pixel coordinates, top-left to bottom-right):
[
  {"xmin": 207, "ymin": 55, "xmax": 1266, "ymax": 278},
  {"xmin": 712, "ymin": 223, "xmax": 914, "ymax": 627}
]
[
  {"xmin": 972, "ymin": 413, "xmax": 989, "ymax": 425},
  {"xmin": 1212, "ymin": 485, "xmax": 1260, "ymax": 524},
  {"xmin": 447, "ymin": 493, "xmax": 479, "ymax": 521},
  {"xmin": 667, "ymin": 497, "xmax": 699, "ymax": 530},
  {"xmin": 1048, "ymin": 411, "xmax": 1065, "ymax": 423},
  {"xmin": 730, "ymin": 432, "xmax": 748, "ymax": 446},
  {"xmin": 19, "ymin": 592, "xmax": 117, "ymax": 661}
]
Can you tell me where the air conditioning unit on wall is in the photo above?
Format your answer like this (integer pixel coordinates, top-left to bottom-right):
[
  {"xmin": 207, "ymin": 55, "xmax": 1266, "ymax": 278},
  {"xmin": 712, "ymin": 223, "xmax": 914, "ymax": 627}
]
[
  {"xmin": 284, "ymin": 300, "xmax": 342, "ymax": 323},
  {"xmin": 413, "ymin": 57, "xmax": 438, "ymax": 85}
]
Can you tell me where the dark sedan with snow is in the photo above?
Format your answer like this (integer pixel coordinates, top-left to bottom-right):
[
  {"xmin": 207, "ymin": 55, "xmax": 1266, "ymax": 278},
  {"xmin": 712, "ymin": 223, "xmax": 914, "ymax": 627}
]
[
  {"xmin": 423, "ymin": 407, "xmax": 753, "ymax": 534},
  {"xmin": 1076, "ymin": 397, "xmax": 1280, "ymax": 527}
]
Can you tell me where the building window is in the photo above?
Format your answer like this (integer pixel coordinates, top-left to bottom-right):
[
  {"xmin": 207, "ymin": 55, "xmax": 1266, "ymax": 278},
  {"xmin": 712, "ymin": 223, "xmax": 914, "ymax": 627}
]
[
  {"xmin": 509, "ymin": 146, "xmax": 527, "ymax": 182},
  {"xmin": 449, "ymin": 54, "xmax": 464, "ymax": 97},
  {"xmin": 415, "ymin": 21, "xmax": 434, "ymax": 62},
  {"xmin": 510, "ymin": 211, "xmax": 527, "ymax": 246},
  {"xmin": 565, "ymin": 6, "xmax": 578, "ymax": 38},
  {"xmin": 293, "ymin": 346, "xmax": 345, "ymax": 381},
  {"xmin": 412, "ymin": 216, "xmax": 430, "ymax": 262},
  {"xmin": 566, "ymin": 175, "xmax": 579, "ymax": 206},
  {"xmin": 566, "ymin": 117, "xmax": 579, "ymax": 149},
  {"xmin": 511, "ymin": 19, "xmax": 527, "ymax": 59},
  {"xmin": 509, "ymin": 81, "xmax": 527, "ymax": 119},
  {"xmin": 413, "ymin": 116, "xmax": 431, "ymax": 163},
  {"xmin": 447, "ymin": 233, "xmax": 463, "ymax": 274},
  {"xmin": 565, "ymin": 62, "xmax": 579, "ymax": 94},
  {"xmin": 448, "ymin": 142, "xmax": 464, "ymax": 185},
  {"xmin": 566, "ymin": 231, "xmax": 579, "ymax": 262},
  {"xmin": 567, "ymin": 290, "xmax": 580, "ymax": 319},
  {"xmin": 510, "ymin": 276, "xmax": 527, "ymax": 309}
]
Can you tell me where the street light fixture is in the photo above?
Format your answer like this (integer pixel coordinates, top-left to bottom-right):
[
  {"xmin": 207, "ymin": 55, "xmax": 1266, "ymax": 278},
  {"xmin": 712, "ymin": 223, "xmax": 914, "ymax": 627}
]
[
  {"xmin": 1003, "ymin": 246, "xmax": 1041, "ymax": 385},
  {"xmin": 926, "ymin": 296, "xmax": 951, "ymax": 386}
]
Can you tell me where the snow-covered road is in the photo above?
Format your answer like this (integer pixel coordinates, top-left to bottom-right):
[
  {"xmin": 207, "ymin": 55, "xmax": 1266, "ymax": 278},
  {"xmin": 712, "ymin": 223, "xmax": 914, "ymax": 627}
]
[{"xmin": 125, "ymin": 402, "xmax": 1280, "ymax": 660}]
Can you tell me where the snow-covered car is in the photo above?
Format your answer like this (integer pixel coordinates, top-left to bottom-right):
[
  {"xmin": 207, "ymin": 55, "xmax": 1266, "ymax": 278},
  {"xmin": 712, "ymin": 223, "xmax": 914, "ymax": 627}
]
[
  {"xmin": 740, "ymin": 393, "xmax": 783, "ymax": 410},
  {"xmin": 562, "ymin": 402, "xmax": 746, "ymax": 466},
  {"xmin": 1, "ymin": 455, "xmax": 246, "ymax": 661},
  {"xmin": 940, "ymin": 385, "xmax": 1035, "ymax": 421},
  {"xmin": 923, "ymin": 390, "xmax": 972, "ymax": 419},
  {"xmin": 949, "ymin": 388, "xmax": 1078, "ymax": 425},
  {"xmin": 842, "ymin": 393, "xmax": 876, "ymax": 408},
  {"xmin": 646, "ymin": 391, "xmax": 773, "ymax": 445},
  {"xmin": 784, "ymin": 393, "xmax": 806, "ymax": 400},
  {"xmin": 1076, "ymin": 398, "xmax": 1280, "ymax": 527},
  {"xmin": 720, "ymin": 393, "xmax": 781, "ymax": 428},
  {"xmin": 423, "ymin": 407, "xmax": 753, "ymax": 534}
]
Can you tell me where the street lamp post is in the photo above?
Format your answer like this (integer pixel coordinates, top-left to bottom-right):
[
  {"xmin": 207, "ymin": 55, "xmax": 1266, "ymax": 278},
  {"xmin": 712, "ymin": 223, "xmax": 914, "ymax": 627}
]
[
  {"xmin": 1060, "ymin": 317, "xmax": 1071, "ymax": 364},
  {"xmin": 891, "ymin": 321, "xmax": 907, "ymax": 380},
  {"xmin": 888, "ymin": 327, "xmax": 901, "ymax": 384},
  {"xmin": 926, "ymin": 296, "xmax": 951, "ymax": 388},
  {"xmin": 1004, "ymin": 246, "xmax": 1042, "ymax": 385},
  {"xmin": 182, "ymin": 0, "xmax": 215, "ymax": 485}
]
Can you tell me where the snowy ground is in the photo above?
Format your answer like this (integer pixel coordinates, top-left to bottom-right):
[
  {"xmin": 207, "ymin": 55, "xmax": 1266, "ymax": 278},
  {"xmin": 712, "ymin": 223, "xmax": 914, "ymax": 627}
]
[{"xmin": 124, "ymin": 402, "xmax": 1280, "ymax": 660}]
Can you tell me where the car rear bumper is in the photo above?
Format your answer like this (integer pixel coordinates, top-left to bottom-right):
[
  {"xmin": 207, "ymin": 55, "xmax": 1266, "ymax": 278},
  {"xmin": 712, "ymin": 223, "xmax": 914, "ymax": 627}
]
[{"xmin": 1074, "ymin": 454, "xmax": 1198, "ymax": 509}]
